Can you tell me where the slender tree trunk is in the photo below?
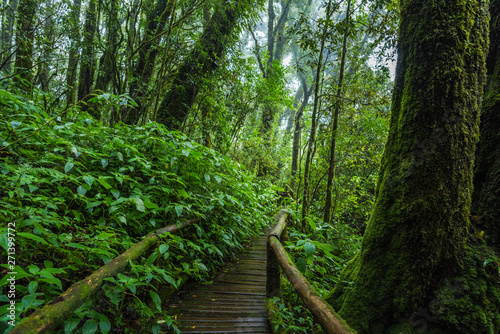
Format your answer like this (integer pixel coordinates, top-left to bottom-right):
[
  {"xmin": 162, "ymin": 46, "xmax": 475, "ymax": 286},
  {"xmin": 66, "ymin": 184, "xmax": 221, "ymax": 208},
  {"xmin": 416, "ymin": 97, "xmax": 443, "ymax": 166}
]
[
  {"xmin": 326, "ymin": 0, "xmax": 489, "ymax": 332},
  {"xmin": 155, "ymin": 0, "xmax": 251, "ymax": 130},
  {"xmin": 291, "ymin": 75, "xmax": 312, "ymax": 190},
  {"xmin": 94, "ymin": 0, "xmax": 120, "ymax": 93},
  {"xmin": 301, "ymin": 0, "xmax": 333, "ymax": 230},
  {"xmin": 124, "ymin": 0, "xmax": 176, "ymax": 124},
  {"xmin": 66, "ymin": 0, "xmax": 81, "ymax": 107},
  {"xmin": 13, "ymin": 0, "xmax": 36, "ymax": 92},
  {"xmin": 77, "ymin": 0, "xmax": 98, "ymax": 116},
  {"xmin": 472, "ymin": 0, "xmax": 500, "ymax": 251},
  {"xmin": 323, "ymin": 0, "xmax": 350, "ymax": 224},
  {"xmin": 38, "ymin": 0, "xmax": 54, "ymax": 93},
  {"xmin": 0, "ymin": 0, "xmax": 19, "ymax": 74}
]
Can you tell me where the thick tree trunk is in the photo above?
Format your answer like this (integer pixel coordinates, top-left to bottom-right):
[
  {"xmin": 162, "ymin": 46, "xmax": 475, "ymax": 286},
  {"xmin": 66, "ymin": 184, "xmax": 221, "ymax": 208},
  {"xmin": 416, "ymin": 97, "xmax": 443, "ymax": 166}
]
[
  {"xmin": 77, "ymin": 0, "xmax": 98, "ymax": 117},
  {"xmin": 13, "ymin": 0, "xmax": 36, "ymax": 92},
  {"xmin": 156, "ymin": 0, "xmax": 250, "ymax": 130},
  {"xmin": 472, "ymin": 0, "xmax": 500, "ymax": 251},
  {"xmin": 326, "ymin": 1, "xmax": 488, "ymax": 333},
  {"xmin": 323, "ymin": 0, "xmax": 350, "ymax": 224}
]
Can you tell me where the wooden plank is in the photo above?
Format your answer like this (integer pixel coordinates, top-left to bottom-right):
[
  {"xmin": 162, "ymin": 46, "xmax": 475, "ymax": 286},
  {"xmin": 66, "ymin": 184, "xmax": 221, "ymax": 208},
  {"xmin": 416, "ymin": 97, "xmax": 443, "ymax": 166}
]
[{"xmin": 164, "ymin": 234, "xmax": 271, "ymax": 333}]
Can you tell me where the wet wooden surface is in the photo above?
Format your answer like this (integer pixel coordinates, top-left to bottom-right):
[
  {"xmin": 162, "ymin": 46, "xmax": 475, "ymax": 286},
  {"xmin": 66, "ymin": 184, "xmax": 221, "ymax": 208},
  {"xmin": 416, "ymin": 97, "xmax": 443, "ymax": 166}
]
[{"xmin": 164, "ymin": 235, "xmax": 271, "ymax": 333}]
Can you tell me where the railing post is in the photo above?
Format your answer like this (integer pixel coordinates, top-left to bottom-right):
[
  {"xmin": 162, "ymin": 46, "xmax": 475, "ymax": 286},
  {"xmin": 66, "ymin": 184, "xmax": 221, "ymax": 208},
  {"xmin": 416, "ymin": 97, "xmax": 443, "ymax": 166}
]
[{"xmin": 266, "ymin": 235, "xmax": 281, "ymax": 299}]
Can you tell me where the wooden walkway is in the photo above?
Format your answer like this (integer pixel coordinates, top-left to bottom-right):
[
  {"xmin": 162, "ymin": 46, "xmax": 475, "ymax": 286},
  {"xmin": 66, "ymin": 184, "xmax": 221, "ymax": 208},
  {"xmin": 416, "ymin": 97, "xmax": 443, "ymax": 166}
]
[{"xmin": 164, "ymin": 234, "xmax": 271, "ymax": 333}]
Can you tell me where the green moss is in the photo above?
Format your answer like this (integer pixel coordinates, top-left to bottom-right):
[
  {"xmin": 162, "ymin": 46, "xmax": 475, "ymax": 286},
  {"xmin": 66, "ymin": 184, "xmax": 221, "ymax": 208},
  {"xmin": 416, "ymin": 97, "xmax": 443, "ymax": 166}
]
[
  {"xmin": 325, "ymin": 0, "xmax": 489, "ymax": 333},
  {"xmin": 432, "ymin": 241, "xmax": 500, "ymax": 333}
]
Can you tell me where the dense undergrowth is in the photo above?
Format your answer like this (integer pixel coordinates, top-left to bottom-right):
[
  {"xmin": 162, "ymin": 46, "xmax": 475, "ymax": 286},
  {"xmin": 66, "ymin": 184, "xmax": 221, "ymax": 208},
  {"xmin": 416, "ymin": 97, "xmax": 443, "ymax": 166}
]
[
  {"xmin": 0, "ymin": 86, "xmax": 275, "ymax": 333},
  {"xmin": 267, "ymin": 207, "xmax": 362, "ymax": 333}
]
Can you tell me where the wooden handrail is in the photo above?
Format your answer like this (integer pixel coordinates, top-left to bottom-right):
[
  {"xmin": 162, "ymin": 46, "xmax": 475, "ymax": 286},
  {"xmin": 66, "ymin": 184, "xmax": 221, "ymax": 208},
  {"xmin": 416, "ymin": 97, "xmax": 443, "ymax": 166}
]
[
  {"xmin": 266, "ymin": 210, "xmax": 355, "ymax": 334},
  {"xmin": 12, "ymin": 218, "xmax": 199, "ymax": 334}
]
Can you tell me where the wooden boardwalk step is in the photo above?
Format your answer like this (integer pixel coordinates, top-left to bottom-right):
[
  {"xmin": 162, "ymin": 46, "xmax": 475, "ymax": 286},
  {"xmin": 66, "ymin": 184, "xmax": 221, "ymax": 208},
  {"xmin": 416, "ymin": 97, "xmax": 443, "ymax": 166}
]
[{"xmin": 161, "ymin": 234, "xmax": 271, "ymax": 333}]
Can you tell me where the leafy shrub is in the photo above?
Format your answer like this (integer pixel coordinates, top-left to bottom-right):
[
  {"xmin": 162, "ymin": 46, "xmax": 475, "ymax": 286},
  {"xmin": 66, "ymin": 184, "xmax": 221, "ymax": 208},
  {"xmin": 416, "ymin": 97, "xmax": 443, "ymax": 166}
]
[{"xmin": 0, "ymin": 87, "xmax": 275, "ymax": 333}]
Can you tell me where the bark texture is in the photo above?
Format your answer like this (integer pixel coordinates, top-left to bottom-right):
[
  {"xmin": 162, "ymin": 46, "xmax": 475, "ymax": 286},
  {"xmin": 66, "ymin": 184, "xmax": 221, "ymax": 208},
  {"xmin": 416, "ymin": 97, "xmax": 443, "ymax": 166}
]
[
  {"xmin": 77, "ymin": 0, "xmax": 98, "ymax": 116},
  {"xmin": 473, "ymin": 0, "xmax": 500, "ymax": 251},
  {"xmin": 125, "ymin": 0, "xmax": 176, "ymax": 124},
  {"xmin": 326, "ymin": 0, "xmax": 489, "ymax": 332},
  {"xmin": 13, "ymin": 0, "xmax": 36, "ymax": 91},
  {"xmin": 156, "ymin": 0, "xmax": 250, "ymax": 130}
]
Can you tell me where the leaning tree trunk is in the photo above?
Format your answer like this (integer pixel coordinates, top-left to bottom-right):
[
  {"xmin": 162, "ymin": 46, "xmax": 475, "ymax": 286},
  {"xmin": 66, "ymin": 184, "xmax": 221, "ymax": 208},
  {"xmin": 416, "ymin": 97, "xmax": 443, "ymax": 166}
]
[
  {"xmin": 155, "ymin": 0, "xmax": 251, "ymax": 130},
  {"xmin": 472, "ymin": 0, "xmax": 500, "ymax": 251},
  {"xmin": 326, "ymin": 0, "xmax": 488, "ymax": 333},
  {"xmin": 13, "ymin": 0, "xmax": 36, "ymax": 92}
]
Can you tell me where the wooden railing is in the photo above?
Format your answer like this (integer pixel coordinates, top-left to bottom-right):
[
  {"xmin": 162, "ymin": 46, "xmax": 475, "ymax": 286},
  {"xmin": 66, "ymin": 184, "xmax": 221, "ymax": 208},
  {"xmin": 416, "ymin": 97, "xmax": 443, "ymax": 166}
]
[
  {"xmin": 11, "ymin": 218, "xmax": 199, "ymax": 334},
  {"xmin": 266, "ymin": 210, "xmax": 356, "ymax": 334}
]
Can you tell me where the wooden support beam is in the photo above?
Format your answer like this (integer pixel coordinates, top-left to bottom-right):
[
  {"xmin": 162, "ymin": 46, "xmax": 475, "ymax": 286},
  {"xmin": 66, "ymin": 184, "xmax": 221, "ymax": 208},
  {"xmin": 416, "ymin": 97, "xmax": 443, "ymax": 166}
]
[
  {"xmin": 268, "ymin": 235, "xmax": 355, "ymax": 334},
  {"xmin": 11, "ymin": 218, "xmax": 199, "ymax": 334}
]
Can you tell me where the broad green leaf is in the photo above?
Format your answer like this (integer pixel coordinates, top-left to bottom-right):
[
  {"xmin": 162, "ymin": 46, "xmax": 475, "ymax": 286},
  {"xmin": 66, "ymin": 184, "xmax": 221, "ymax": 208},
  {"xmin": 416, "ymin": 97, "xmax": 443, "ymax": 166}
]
[
  {"xmin": 84, "ymin": 175, "xmax": 94, "ymax": 187},
  {"xmin": 71, "ymin": 146, "xmax": 80, "ymax": 157},
  {"xmin": 182, "ymin": 149, "xmax": 190, "ymax": 157},
  {"xmin": 99, "ymin": 315, "xmax": 111, "ymax": 334},
  {"xmin": 101, "ymin": 159, "xmax": 108, "ymax": 168},
  {"xmin": 144, "ymin": 201, "xmax": 159, "ymax": 209},
  {"xmin": 116, "ymin": 152, "xmax": 123, "ymax": 161},
  {"xmin": 18, "ymin": 232, "xmax": 49, "ymax": 245},
  {"xmin": 28, "ymin": 281, "xmax": 38, "ymax": 294},
  {"xmin": 215, "ymin": 176, "xmax": 222, "ymax": 183},
  {"xmin": 64, "ymin": 162, "xmax": 74, "ymax": 173},
  {"xmin": 0, "ymin": 265, "xmax": 30, "ymax": 286},
  {"xmin": 97, "ymin": 232, "xmax": 114, "ymax": 239},
  {"xmin": 77, "ymin": 185, "xmax": 87, "ymax": 196},
  {"xmin": 159, "ymin": 244, "xmax": 169, "ymax": 254},
  {"xmin": 174, "ymin": 205, "xmax": 183, "ymax": 217},
  {"xmin": 304, "ymin": 242, "xmax": 315, "ymax": 257},
  {"xmin": 177, "ymin": 189, "xmax": 190, "ymax": 198},
  {"xmin": 97, "ymin": 178, "xmax": 112, "ymax": 189},
  {"xmin": 204, "ymin": 174, "xmax": 210, "ymax": 182},
  {"xmin": 111, "ymin": 190, "xmax": 120, "ymax": 199},
  {"xmin": 10, "ymin": 121, "xmax": 22, "ymax": 129},
  {"xmin": 82, "ymin": 319, "xmax": 98, "ymax": 334},
  {"xmin": 86, "ymin": 201, "xmax": 101, "ymax": 209},
  {"xmin": 64, "ymin": 318, "xmax": 81, "ymax": 334},
  {"xmin": 149, "ymin": 291, "xmax": 162, "ymax": 311},
  {"xmin": 22, "ymin": 294, "xmax": 36, "ymax": 309},
  {"xmin": 133, "ymin": 198, "xmax": 145, "ymax": 212}
]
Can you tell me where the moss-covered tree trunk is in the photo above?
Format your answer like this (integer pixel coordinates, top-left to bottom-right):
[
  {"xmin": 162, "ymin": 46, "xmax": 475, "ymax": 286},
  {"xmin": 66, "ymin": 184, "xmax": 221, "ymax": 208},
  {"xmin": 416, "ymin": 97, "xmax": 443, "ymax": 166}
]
[
  {"xmin": 124, "ymin": 0, "xmax": 176, "ymax": 125},
  {"xmin": 13, "ymin": 0, "xmax": 36, "ymax": 92},
  {"xmin": 94, "ymin": 0, "xmax": 120, "ymax": 94},
  {"xmin": 0, "ymin": 0, "xmax": 19, "ymax": 75},
  {"xmin": 327, "ymin": 1, "xmax": 488, "ymax": 333},
  {"xmin": 472, "ymin": 0, "xmax": 500, "ymax": 251},
  {"xmin": 77, "ymin": 0, "xmax": 98, "ymax": 117},
  {"xmin": 155, "ymin": 0, "xmax": 251, "ymax": 130},
  {"xmin": 66, "ymin": 0, "xmax": 81, "ymax": 107}
]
